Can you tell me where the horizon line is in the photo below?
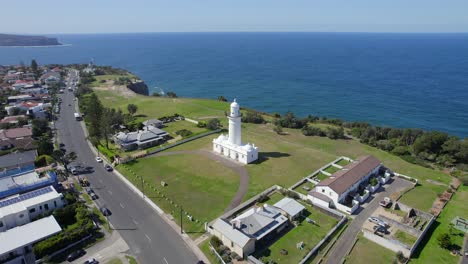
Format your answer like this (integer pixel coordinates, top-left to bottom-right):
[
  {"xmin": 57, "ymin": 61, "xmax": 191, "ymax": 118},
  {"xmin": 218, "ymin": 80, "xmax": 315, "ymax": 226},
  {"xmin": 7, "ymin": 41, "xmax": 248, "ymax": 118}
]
[{"xmin": 4, "ymin": 30, "xmax": 468, "ymax": 36}]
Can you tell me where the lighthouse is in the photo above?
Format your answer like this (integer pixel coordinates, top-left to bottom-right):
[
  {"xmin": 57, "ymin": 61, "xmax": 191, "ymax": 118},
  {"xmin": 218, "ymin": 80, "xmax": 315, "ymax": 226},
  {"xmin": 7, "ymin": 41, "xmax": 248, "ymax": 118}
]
[
  {"xmin": 212, "ymin": 99, "xmax": 259, "ymax": 164},
  {"xmin": 228, "ymin": 99, "xmax": 242, "ymax": 145}
]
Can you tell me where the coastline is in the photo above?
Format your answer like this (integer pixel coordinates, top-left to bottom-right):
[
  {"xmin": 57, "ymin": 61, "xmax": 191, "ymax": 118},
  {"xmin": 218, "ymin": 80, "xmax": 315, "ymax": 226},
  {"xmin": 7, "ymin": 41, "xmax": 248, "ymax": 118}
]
[{"xmin": 0, "ymin": 43, "xmax": 70, "ymax": 48}]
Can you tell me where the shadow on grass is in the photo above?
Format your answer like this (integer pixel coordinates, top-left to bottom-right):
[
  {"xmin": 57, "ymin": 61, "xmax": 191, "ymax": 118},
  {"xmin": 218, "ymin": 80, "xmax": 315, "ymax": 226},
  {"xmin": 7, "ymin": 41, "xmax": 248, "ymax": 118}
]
[
  {"xmin": 252, "ymin": 152, "xmax": 291, "ymax": 164},
  {"xmin": 134, "ymin": 114, "xmax": 148, "ymax": 118},
  {"xmin": 411, "ymin": 220, "xmax": 440, "ymax": 258}
]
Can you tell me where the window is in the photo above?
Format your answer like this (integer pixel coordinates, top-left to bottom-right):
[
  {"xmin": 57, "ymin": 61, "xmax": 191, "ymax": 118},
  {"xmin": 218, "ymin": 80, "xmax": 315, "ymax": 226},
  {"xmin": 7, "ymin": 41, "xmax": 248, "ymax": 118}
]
[
  {"xmin": 19, "ymin": 214, "xmax": 24, "ymax": 218},
  {"xmin": 231, "ymin": 241, "xmax": 234, "ymax": 247},
  {"xmin": 0, "ymin": 221, "xmax": 3, "ymax": 228},
  {"xmin": 44, "ymin": 204, "xmax": 49, "ymax": 210},
  {"xmin": 39, "ymin": 205, "xmax": 42, "ymax": 210},
  {"xmin": 322, "ymin": 189, "xmax": 325, "ymax": 193},
  {"xmin": 54, "ymin": 201, "xmax": 57, "ymax": 207},
  {"xmin": 29, "ymin": 208, "xmax": 36, "ymax": 213}
]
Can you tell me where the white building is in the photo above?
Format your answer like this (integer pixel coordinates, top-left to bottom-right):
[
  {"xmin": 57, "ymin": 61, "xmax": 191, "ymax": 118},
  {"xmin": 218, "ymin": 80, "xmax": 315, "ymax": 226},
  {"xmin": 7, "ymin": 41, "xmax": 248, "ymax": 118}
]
[
  {"xmin": 213, "ymin": 99, "xmax": 258, "ymax": 164},
  {"xmin": 0, "ymin": 186, "xmax": 64, "ymax": 232},
  {"xmin": 308, "ymin": 155, "xmax": 382, "ymax": 214}
]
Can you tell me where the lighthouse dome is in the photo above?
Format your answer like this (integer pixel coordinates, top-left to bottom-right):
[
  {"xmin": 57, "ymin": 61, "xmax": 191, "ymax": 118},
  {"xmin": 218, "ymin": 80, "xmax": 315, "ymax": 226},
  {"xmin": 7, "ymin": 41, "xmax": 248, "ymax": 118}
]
[{"xmin": 230, "ymin": 99, "xmax": 239, "ymax": 108}]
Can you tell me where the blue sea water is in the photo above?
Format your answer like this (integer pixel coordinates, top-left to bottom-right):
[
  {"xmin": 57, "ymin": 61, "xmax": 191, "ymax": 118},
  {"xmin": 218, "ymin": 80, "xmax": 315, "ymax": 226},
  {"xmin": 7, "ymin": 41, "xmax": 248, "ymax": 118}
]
[{"xmin": 1, "ymin": 32, "xmax": 467, "ymax": 137}]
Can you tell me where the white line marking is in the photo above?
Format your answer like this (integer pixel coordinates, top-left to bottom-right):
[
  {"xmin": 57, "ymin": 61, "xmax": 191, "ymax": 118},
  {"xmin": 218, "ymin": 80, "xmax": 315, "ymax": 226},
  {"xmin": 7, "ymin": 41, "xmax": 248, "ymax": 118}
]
[
  {"xmin": 107, "ymin": 190, "xmax": 112, "ymax": 195},
  {"xmin": 132, "ymin": 219, "xmax": 139, "ymax": 225},
  {"xmin": 145, "ymin": 234, "xmax": 152, "ymax": 242},
  {"xmin": 120, "ymin": 203, "xmax": 125, "ymax": 208},
  {"xmin": 163, "ymin": 257, "xmax": 169, "ymax": 264}
]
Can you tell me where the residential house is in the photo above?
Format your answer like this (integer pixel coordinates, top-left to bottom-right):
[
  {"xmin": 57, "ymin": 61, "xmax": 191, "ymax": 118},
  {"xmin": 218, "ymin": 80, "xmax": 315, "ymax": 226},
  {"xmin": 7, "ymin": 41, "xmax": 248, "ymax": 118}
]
[
  {"xmin": 114, "ymin": 125, "xmax": 170, "ymax": 151},
  {"xmin": 0, "ymin": 115, "xmax": 27, "ymax": 125},
  {"xmin": 308, "ymin": 155, "xmax": 382, "ymax": 214},
  {"xmin": 0, "ymin": 150, "xmax": 37, "ymax": 177},
  {"xmin": 211, "ymin": 204, "xmax": 289, "ymax": 258},
  {"xmin": 142, "ymin": 119, "xmax": 164, "ymax": 128},
  {"xmin": 0, "ymin": 170, "xmax": 58, "ymax": 199},
  {"xmin": 0, "ymin": 127, "xmax": 33, "ymax": 140}
]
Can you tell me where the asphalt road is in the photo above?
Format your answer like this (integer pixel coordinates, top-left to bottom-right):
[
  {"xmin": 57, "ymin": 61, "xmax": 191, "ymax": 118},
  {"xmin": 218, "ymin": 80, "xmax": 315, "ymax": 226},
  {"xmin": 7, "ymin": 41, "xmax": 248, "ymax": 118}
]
[
  {"xmin": 56, "ymin": 71, "xmax": 198, "ymax": 264},
  {"xmin": 324, "ymin": 178, "xmax": 414, "ymax": 264}
]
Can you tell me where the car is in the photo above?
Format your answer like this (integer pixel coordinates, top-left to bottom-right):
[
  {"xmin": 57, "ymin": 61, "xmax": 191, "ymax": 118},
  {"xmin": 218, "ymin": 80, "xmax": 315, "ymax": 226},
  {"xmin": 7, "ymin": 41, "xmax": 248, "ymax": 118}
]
[
  {"xmin": 373, "ymin": 225, "xmax": 389, "ymax": 234},
  {"xmin": 66, "ymin": 249, "xmax": 86, "ymax": 262},
  {"xmin": 368, "ymin": 216, "xmax": 388, "ymax": 227},
  {"xmin": 100, "ymin": 207, "xmax": 111, "ymax": 216},
  {"xmin": 90, "ymin": 193, "xmax": 98, "ymax": 200},
  {"xmin": 104, "ymin": 164, "xmax": 113, "ymax": 172},
  {"xmin": 95, "ymin": 157, "xmax": 103, "ymax": 163},
  {"xmin": 83, "ymin": 258, "xmax": 99, "ymax": 264},
  {"xmin": 85, "ymin": 187, "xmax": 93, "ymax": 194}
]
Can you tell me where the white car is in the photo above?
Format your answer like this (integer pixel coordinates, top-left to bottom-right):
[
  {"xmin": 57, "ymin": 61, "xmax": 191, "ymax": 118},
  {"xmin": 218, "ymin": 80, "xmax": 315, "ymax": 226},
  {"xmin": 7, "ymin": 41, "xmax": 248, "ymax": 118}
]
[{"xmin": 95, "ymin": 157, "xmax": 103, "ymax": 163}]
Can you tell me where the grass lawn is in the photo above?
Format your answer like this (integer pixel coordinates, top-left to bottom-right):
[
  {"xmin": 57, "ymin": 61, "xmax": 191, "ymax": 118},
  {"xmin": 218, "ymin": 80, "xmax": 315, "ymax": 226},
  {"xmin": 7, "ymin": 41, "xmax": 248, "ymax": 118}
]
[
  {"xmin": 91, "ymin": 74, "xmax": 136, "ymax": 87},
  {"xmin": 163, "ymin": 120, "xmax": 208, "ymax": 136},
  {"xmin": 394, "ymin": 230, "xmax": 417, "ymax": 246},
  {"xmin": 254, "ymin": 204, "xmax": 339, "ymax": 264},
  {"xmin": 410, "ymin": 185, "xmax": 468, "ymax": 264},
  {"xmin": 105, "ymin": 258, "xmax": 123, "ymax": 264},
  {"xmin": 336, "ymin": 159, "xmax": 351, "ymax": 167},
  {"xmin": 119, "ymin": 153, "xmax": 240, "ymax": 237},
  {"xmin": 199, "ymin": 239, "xmax": 221, "ymax": 264},
  {"xmin": 125, "ymin": 255, "xmax": 138, "ymax": 264},
  {"xmin": 315, "ymin": 172, "xmax": 330, "ymax": 181},
  {"xmin": 399, "ymin": 183, "xmax": 446, "ymax": 212},
  {"xmin": 294, "ymin": 181, "xmax": 316, "ymax": 195},
  {"xmin": 345, "ymin": 236, "xmax": 396, "ymax": 264},
  {"xmin": 324, "ymin": 166, "xmax": 340, "ymax": 174}
]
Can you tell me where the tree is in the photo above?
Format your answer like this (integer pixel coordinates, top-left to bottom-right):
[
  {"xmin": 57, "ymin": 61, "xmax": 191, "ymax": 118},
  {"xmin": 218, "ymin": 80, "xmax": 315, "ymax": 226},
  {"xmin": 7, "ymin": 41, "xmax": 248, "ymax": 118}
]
[
  {"xmin": 32, "ymin": 119, "xmax": 50, "ymax": 137},
  {"xmin": 127, "ymin": 104, "xmax": 138, "ymax": 116},
  {"xmin": 217, "ymin": 96, "xmax": 228, "ymax": 102},
  {"xmin": 84, "ymin": 93, "xmax": 103, "ymax": 139},
  {"xmin": 36, "ymin": 135, "xmax": 54, "ymax": 155},
  {"xmin": 437, "ymin": 233, "xmax": 452, "ymax": 249},
  {"xmin": 207, "ymin": 118, "xmax": 221, "ymax": 130},
  {"xmin": 273, "ymin": 125, "xmax": 283, "ymax": 135},
  {"xmin": 31, "ymin": 59, "xmax": 39, "ymax": 78},
  {"xmin": 242, "ymin": 111, "xmax": 265, "ymax": 124},
  {"xmin": 52, "ymin": 150, "xmax": 77, "ymax": 172},
  {"xmin": 166, "ymin": 91, "xmax": 178, "ymax": 98}
]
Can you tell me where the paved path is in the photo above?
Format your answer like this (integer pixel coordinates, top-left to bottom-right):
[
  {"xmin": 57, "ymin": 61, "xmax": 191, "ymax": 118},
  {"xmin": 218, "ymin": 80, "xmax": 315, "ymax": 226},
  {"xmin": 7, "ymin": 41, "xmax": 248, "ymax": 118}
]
[
  {"xmin": 150, "ymin": 149, "xmax": 250, "ymax": 211},
  {"xmin": 56, "ymin": 70, "xmax": 199, "ymax": 264},
  {"xmin": 324, "ymin": 178, "xmax": 414, "ymax": 264},
  {"xmin": 69, "ymin": 231, "xmax": 129, "ymax": 264}
]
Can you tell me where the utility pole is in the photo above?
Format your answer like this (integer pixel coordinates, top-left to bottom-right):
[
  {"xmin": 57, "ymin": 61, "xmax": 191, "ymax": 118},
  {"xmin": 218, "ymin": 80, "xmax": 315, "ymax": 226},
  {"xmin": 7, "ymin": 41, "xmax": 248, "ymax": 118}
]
[{"xmin": 180, "ymin": 207, "xmax": 183, "ymax": 234}]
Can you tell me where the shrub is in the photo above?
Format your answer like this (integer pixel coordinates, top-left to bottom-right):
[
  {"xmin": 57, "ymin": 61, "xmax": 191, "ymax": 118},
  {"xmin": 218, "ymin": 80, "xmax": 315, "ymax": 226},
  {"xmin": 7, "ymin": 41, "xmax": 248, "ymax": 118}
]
[
  {"xmin": 369, "ymin": 177, "xmax": 378, "ymax": 186},
  {"xmin": 396, "ymin": 251, "xmax": 407, "ymax": 262},
  {"xmin": 197, "ymin": 121, "xmax": 207, "ymax": 128},
  {"xmin": 175, "ymin": 129, "xmax": 193, "ymax": 137},
  {"xmin": 437, "ymin": 233, "xmax": 452, "ymax": 249},
  {"xmin": 206, "ymin": 118, "xmax": 221, "ymax": 130},
  {"xmin": 302, "ymin": 125, "xmax": 325, "ymax": 137},
  {"xmin": 210, "ymin": 236, "xmax": 222, "ymax": 249},
  {"xmin": 461, "ymin": 176, "xmax": 468, "ymax": 186},
  {"xmin": 35, "ymin": 155, "xmax": 54, "ymax": 167},
  {"xmin": 242, "ymin": 111, "xmax": 265, "ymax": 124},
  {"xmin": 273, "ymin": 125, "xmax": 283, "ymax": 135},
  {"xmin": 257, "ymin": 194, "xmax": 269, "ymax": 203}
]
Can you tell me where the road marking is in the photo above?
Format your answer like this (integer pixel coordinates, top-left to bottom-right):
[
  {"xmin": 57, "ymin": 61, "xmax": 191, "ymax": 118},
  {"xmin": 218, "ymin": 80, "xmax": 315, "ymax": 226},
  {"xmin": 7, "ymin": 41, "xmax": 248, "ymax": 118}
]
[
  {"xmin": 132, "ymin": 219, "xmax": 139, "ymax": 225},
  {"xmin": 163, "ymin": 257, "xmax": 169, "ymax": 264},
  {"xmin": 145, "ymin": 234, "xmax": 152, "ymax": 242},
  {"xmin": 120, "ymin": 203, "xmax": 125, "ymax": 208},
  {"xmin": 107, "ymin": 190, "xmax": 112, "ymax": 195}
]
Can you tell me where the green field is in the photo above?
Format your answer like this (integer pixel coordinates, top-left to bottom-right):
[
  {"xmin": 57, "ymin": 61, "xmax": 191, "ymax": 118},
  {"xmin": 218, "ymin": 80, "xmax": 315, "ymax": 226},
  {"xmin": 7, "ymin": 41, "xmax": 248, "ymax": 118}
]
[
  {"xmin": 199, "ymin": 239, "xmax": 221, "ymax": 264},
  {"xmin": 410, "ymin": 185, "xmax": 468, "ymax": 264},
  {"xmin": 91, "ymin": 74, "xmax": 136, "ymax": 87},
  {"xmin": 254, "ymin": 203, "xmax": 339, "ymax": 264},
  {"xmin": 324, "ymin": 165, "xmax": 340, "ymax": 174},
  {"xmin": 394, "ymin": 230, "xmax": 417, "ymax": 246},
  {"xmin": 294, "ymin": 181, "xmax": 316, "ymax": 195},
  {"xmin": 336, "ymin": 159, "xmax": 351, "ymax": 167},
  {"xmin": 345, "ymin": 236, "xmax": 396, "ymax": 264},
  {"xmin": 119, "ymin": 153, "xmax": 240, "ymax": 236},
  {"xmin": 399, "ymin": 183, "xmax": 446, "ymax": 212},
  {"xmin": 163, "ymin": 120, "xmax": 208, "ymax": 136}
]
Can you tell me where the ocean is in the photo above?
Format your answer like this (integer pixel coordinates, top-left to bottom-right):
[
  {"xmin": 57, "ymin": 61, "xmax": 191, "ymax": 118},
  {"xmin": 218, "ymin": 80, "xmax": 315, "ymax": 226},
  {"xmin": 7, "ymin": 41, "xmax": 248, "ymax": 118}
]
[{"xmin": 1, "ymin": 32, "xmax": 467, "ymax": 137}]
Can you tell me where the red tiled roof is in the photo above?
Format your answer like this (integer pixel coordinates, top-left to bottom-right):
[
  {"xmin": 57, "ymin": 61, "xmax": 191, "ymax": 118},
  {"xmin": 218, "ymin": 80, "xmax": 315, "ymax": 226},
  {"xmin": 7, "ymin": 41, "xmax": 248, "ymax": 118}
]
[
  {"xmin": 308, "ymin": 191, "xmax": 333, "ymax": 202},
  {"xmin": 0, "ymin": 127, "xmax": 32, "ymax": 139},
  {"xmin": 0, "ymin": 115, "xmax": 26, "ymax": 124},
  {"xmin": 20, "ymin": 101, "xmax": 40, "ymax": 108},
  {"xmin": 317, "ymin": 155, "xmax": 382, "ymax": 195}
]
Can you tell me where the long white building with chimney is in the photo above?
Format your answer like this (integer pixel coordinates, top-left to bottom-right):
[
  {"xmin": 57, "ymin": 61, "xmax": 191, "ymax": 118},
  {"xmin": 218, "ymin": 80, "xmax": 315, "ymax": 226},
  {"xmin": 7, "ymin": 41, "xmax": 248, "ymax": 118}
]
[{"xmin": 213, "ymin": 99, "xmax": 258, "ymax": 164}]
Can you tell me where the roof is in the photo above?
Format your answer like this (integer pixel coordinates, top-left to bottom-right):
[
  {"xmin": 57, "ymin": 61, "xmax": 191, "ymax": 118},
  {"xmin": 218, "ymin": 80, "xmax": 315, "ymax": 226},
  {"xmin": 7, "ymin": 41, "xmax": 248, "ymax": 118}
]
[
  {"xmin": 308, "ymin": 191, "xmax": 333, "ymax": 203},
  {"xmin": 142, "ymin": 119, "xmax": 163, "ymax": 126},
  {"xmin": 274, "ymin": 197, "xmax": 305, "ymax": 217},
  {"xmin": 0, "ymin": 186, "xmax": 61, "ymax": 218},
  {"xmin": 0, "ymin": 150, "xmax": 37, "ymax": 168},
  {"xmin": 0, "ymin": 115, "xmax": 26, "ymax": 124},
  {"xmin": 212, "ymin": 218, "xmax": 252, "ymax": 247},
  {"xmin": 231, "ymin": 204, "xmax": 288, "ymax": 240},
  {"xmin": 0, "ymin": 137, "xmax": 35, "ymax": 150},
  {"xmin": 0, "ymin": 127, "xmax": 32, "ymax": 139},
  {"xmin": 115, "ymin": 125, "xmax": 168, "ymax": 144},
  {"xmin": 317, "ymin": 155, "xmax": 382, "ymax": 195},
  {"xmin": 0, "ymin": 216, "xmax": 62, "ymax": 255}
]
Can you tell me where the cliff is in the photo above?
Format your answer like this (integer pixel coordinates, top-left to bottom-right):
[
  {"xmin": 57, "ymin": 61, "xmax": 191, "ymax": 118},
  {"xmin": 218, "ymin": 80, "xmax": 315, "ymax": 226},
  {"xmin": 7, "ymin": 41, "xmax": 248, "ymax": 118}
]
[
  {"xmin": 0, "ymin": 34, "xmax": 61, "ymax": 46},
  {"xmin": 127, "ymin": 80, "xmax": 149, "ymax": 96}
]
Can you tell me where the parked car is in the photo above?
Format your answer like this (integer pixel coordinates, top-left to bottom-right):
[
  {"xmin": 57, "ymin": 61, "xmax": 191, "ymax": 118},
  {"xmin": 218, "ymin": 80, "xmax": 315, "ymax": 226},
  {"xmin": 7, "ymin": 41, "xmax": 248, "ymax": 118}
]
[
  {"xmin": 90, "ymin": 193, "xmax": 98, "ymax": 200},
  {"xmin": 104, "ymin": 164, "xmax": 113, "ymax": 172},
  {"xmin": 379, "ymin": 197, "xmax": 392, "ymax": 208},
  {"xmin": 83, "ymin": 258, "xmax": 99, "ymax": 264},
  {"xmin": 368, "ymin": 216, "xmax": 388, "ymax": 227},
  {"xmin": 373, "ymin": 225, "xmax": 389, "ymax": 234},
  {"xmin": 85, "ymin": 187, "xmax": 93, "ymax": 195},
  {"xmin": 95, "ymin": 157, "xmax": 103, "ymax": 163},
  {"xmin": 66, "ymin": 249, "xmax": 86, "ymax": 262},
  {"xmin": 100, "ymin": 207, "xmax": 111, "ymax": 216}
]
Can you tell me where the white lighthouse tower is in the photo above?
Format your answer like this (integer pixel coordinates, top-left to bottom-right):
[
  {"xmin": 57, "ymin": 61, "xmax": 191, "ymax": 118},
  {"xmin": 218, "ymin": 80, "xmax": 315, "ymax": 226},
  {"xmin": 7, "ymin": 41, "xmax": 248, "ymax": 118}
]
[{"xmin": 213, "ymin": 99, "xmax": 258, "ymax": 164}]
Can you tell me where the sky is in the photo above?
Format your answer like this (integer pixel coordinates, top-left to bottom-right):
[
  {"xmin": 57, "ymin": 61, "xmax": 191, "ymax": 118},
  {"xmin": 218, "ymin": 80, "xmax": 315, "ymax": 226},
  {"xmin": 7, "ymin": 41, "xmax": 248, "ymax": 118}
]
[{"xmin": 1, "ymin": 0, "xmax": 468, "ymax": 34}]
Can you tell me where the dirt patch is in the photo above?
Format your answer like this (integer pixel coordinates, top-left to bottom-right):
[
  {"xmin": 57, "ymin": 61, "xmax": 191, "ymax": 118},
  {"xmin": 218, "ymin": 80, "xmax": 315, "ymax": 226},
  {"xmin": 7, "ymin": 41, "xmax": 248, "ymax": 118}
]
[{"xmin": 94, "ymin": 81, "xmax": 136, "ymax": 97}]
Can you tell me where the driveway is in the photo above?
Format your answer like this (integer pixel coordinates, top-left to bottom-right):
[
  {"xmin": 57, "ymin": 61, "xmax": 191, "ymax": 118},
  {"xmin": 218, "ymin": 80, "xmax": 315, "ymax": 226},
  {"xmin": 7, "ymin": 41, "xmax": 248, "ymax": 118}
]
[
  {"xmin": 68, "ymin": 231, "xmax": 129, "ymax": 264},
  {"xmin": 324, "ymin": 177, "xmax": 414, "ymax": 264}
]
